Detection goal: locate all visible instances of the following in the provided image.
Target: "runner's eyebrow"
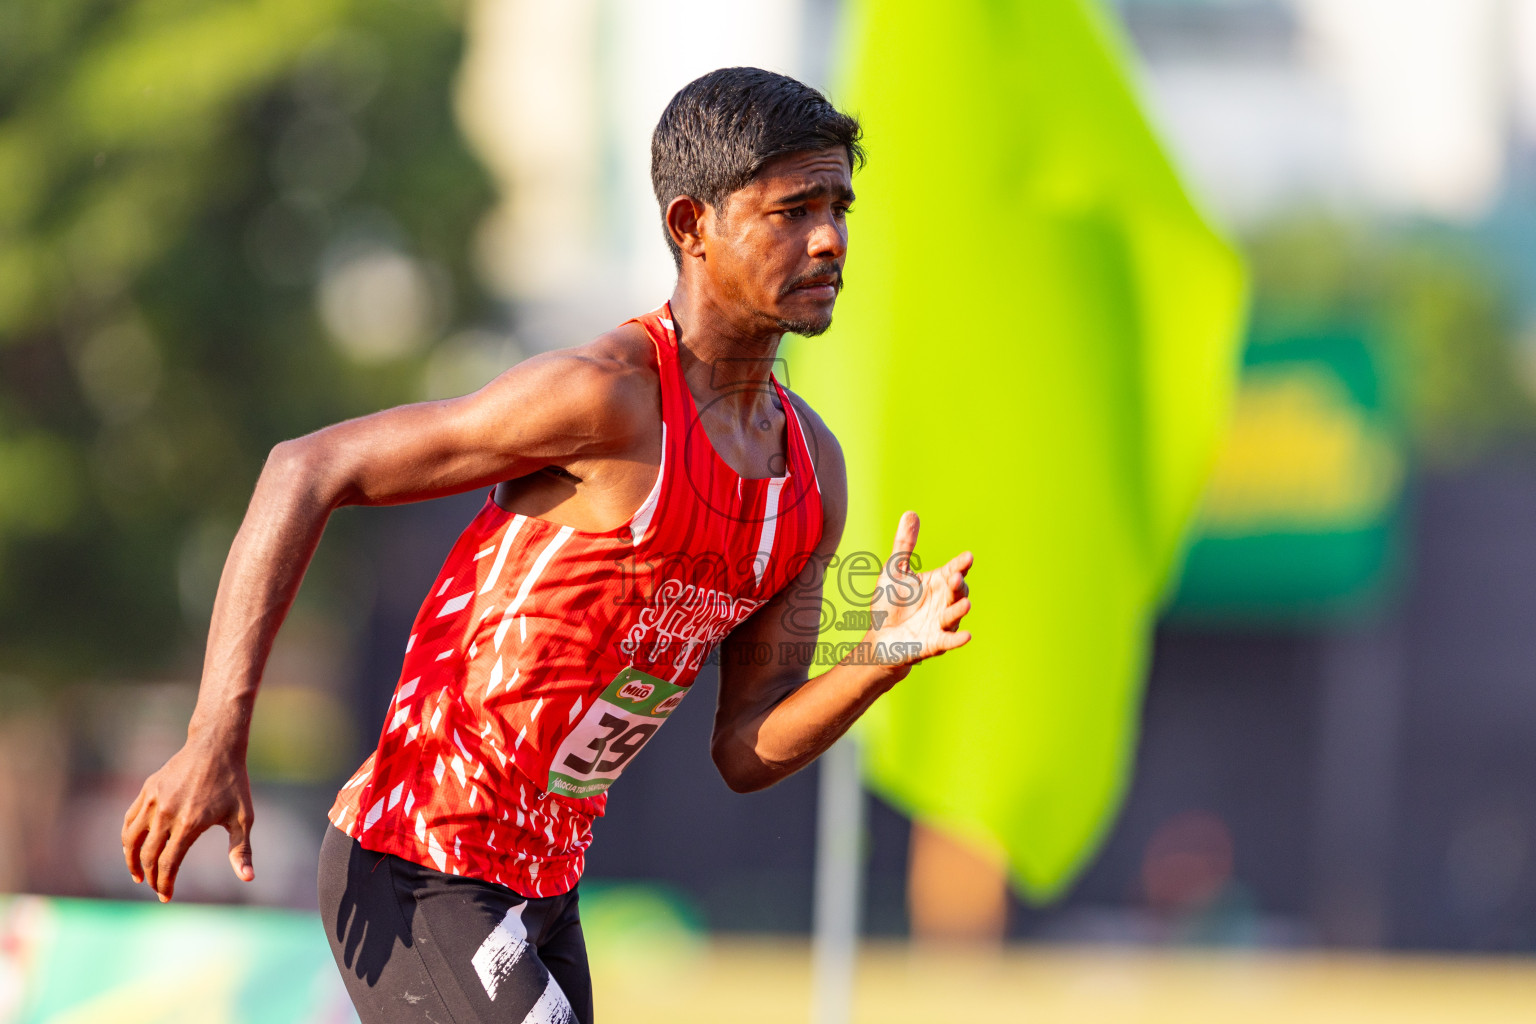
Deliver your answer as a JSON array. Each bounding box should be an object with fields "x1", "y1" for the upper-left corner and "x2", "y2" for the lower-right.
[{"x1": 771, "y1": 183, "x2": 857, "y2": 206}]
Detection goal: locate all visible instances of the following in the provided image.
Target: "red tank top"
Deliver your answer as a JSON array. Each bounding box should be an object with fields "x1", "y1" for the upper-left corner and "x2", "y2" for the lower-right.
[{"x1": 329, "y1": 304, "x2": 825, "y2": 897}]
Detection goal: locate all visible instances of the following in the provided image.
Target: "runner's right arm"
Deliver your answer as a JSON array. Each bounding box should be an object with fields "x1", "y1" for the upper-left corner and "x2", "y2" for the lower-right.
[{"x1": 121, "y1": 336, "x2": 655, "y2": 902}]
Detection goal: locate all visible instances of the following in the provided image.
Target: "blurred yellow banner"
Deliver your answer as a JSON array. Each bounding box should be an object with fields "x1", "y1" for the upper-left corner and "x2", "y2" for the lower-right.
[{"x1": 788, "y1": 0, "x2": 1247, "y2": 900}]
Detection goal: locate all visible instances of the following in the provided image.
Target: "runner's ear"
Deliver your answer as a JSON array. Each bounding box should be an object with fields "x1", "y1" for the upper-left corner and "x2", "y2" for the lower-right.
[{"x1": 665, "y1": 195, "x2": 708, "y2": 260}]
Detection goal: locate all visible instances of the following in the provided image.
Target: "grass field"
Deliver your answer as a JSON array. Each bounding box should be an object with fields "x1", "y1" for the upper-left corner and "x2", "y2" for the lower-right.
[{"x1": 592, "y1": 939, "x2": 1536, "y2": 1023}]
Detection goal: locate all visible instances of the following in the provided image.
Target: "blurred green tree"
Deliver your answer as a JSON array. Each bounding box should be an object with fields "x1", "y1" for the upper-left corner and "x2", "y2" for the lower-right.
[
  {"x1": 1244, "y1": 215, "x2": 1536, "y2": 463},
  {"x1": 0, "y1": 0, "x2": 495, "y2": 681}
]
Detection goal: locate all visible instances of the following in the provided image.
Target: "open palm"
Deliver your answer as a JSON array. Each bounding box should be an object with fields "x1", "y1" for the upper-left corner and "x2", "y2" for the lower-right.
[{"x1": 867, "y1": 511, "x2": 973, "y2": 666}]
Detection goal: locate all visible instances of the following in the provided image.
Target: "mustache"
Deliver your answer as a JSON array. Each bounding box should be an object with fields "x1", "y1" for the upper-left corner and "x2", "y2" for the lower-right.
[{"x1": 782, "y1": 263, "x2": 844, "y2": 295}]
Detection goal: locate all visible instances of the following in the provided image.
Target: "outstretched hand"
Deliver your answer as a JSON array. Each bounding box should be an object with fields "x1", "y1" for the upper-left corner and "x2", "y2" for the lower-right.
[
  {"x1": 121, "y1": 739, "x2": 256, "y2": 902},
  {"x1": 867, "y1": 511, "x2": 973, "y2": 670}
]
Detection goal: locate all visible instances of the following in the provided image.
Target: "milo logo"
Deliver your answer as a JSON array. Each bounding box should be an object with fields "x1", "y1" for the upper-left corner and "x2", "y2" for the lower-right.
[
  {"x1": 617, "y1": 681, "x2": 654, "y2": 703},
  {"x1": 653, "y1": 692, "x2": 685, "y2": 716}
]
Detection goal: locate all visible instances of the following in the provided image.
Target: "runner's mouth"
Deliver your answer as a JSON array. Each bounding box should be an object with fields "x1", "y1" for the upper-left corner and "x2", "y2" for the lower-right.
[{"x1": 787, "y1": 273, "x2": 842, "y2": 297}]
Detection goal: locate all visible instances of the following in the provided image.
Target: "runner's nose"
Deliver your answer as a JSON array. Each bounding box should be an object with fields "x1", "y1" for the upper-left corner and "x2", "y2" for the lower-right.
[{"x1": 807, "y1": 217, "x2": 847, "y2": 262}]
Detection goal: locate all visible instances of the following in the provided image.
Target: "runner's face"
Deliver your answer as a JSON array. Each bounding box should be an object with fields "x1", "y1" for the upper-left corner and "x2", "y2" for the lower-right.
[{"x1": 707, "y1": 147, "x2": 853, "y2": 337}]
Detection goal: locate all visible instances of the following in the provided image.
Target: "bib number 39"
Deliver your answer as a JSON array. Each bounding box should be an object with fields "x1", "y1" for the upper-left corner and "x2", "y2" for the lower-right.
[{"x1": 548, "y1": 667, "x2": 688, "y2": 798}]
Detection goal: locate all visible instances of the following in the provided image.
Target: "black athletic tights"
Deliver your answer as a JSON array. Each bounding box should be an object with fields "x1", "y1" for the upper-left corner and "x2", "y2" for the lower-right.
[{"x1": 318, "y1": 825, "x2": 593, "y2": 1024}]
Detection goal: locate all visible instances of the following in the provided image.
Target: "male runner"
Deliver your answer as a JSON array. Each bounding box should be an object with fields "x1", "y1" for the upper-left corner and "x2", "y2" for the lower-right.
[{"x1": 121, "y1": 67, "x2": 973, "y2": 1023}]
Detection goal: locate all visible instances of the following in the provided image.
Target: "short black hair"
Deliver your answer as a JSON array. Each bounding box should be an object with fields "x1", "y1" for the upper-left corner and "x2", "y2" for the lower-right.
[{"x1": 651, "y1": 67, "x2": 864, "y2": 266}]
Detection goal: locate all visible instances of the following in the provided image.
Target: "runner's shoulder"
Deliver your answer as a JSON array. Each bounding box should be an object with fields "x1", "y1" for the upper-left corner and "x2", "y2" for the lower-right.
[
  {"x1": 512, "y1": 322, "x2": 660, "y2": 440},
  {"x1": 778, "y1": 386, "x2": 845, "y2": 486},
  {"x1": 771, "y1": 385, "x2": 847, "y2": 542}
]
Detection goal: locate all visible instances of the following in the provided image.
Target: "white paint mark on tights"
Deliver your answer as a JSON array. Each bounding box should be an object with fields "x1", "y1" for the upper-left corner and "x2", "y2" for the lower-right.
[
  {"x1": 521, "y1": 973, "x2": 578, "y2": 1024},
  {"x1": 472, "y1": 902, "x2": 530, "y2": 1002}
]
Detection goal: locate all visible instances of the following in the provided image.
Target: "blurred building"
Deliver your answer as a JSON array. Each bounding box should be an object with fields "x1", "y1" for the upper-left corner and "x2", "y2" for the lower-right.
[
  {"x1": 1118, "y1": 0, "x2": 1514, "y2": 223},
  {"x1": 456, "y1": 0, "x2": 840, "y2": 351}
]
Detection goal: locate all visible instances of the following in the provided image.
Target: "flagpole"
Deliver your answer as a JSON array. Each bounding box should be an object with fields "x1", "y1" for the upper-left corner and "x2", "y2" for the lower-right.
[{"x1": 811, "y1": 735, "x2": 862, "y2": 1024}]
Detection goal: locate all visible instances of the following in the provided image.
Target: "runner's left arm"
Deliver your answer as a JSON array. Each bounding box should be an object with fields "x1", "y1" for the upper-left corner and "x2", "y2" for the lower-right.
[{"x1": 710, "y1": 408, "x2": 973, "y2": 793}]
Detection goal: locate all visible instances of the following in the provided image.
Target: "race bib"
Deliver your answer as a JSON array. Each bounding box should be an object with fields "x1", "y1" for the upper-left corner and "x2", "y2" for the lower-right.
[{"x1": 547, "y1": 667, "x2": 689, "y2": 798}]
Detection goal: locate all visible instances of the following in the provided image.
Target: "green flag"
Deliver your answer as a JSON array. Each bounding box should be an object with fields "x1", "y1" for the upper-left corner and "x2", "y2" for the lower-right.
[{"x1": 787, "y1": 0, "x2": 1247, "y2": 900}]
